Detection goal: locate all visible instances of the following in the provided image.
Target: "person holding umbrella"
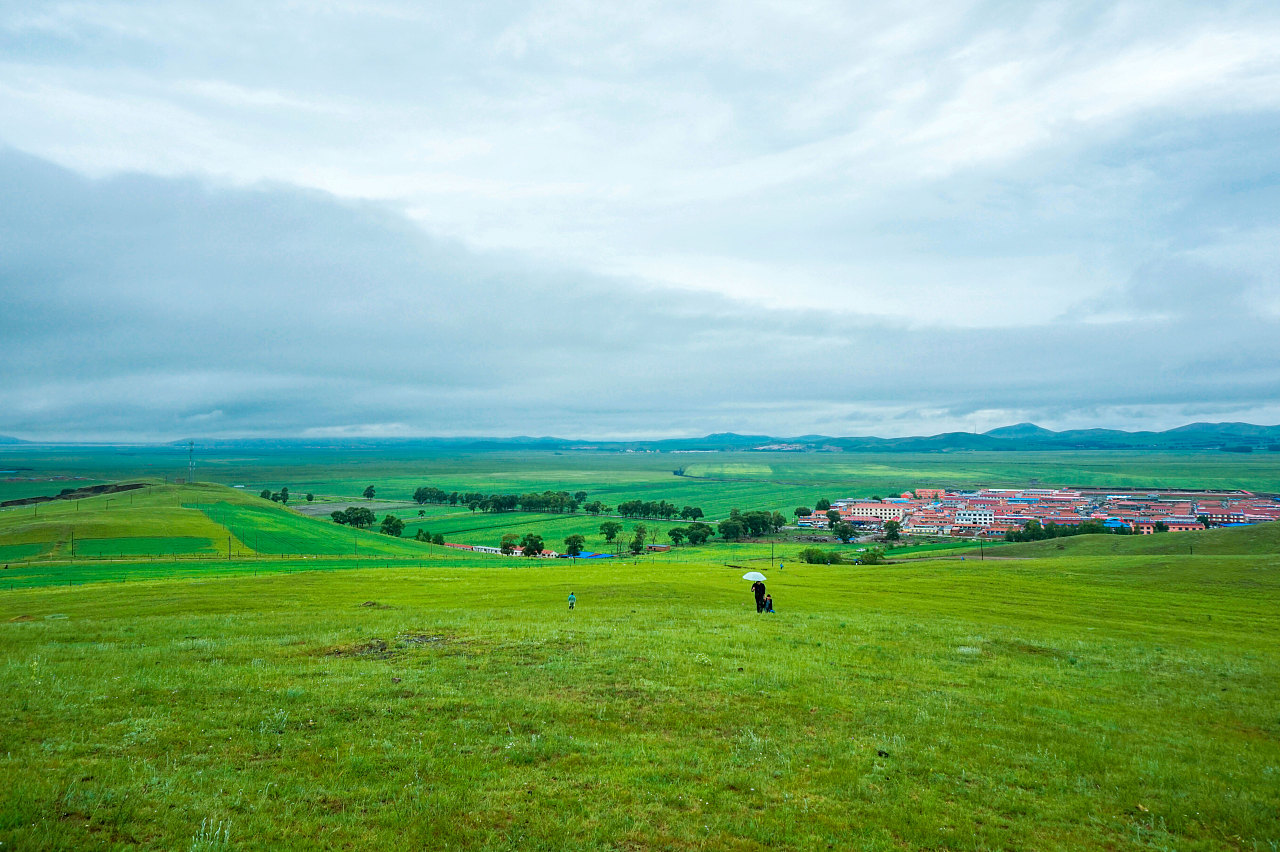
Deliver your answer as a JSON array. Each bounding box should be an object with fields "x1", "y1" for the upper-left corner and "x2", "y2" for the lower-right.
[{"x1": 743, "y1": 572, "x2": 767, "y2": 613}]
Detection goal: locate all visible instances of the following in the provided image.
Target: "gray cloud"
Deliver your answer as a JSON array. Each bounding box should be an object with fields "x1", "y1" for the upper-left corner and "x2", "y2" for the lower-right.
[
  {"x1": 1, "y1": 149, "x2": 1278, "y2": 440},
  {"x1": 2, "y1": 2, "x2": 1280, "y2": 439}
]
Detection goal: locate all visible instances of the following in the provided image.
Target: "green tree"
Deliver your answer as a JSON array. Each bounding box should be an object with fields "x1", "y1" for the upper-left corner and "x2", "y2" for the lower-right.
[
  {"x1": 500, "y1": 533, "x2": 519, "y2": 555},
  {"x1": 856, "y1": 547, "x2": 887, "y2": 565},
  {"x1": 717, "y1": 518, "x2": 745, "y2": 541},
  {"x1": 1197, "y1": 514, "x2": 1211, "y2": 528},
  {"x1": 279, "y1": 486, "x2": 289, "y2": 504},
  {"x1": 685, "y1": 522, "x2": 714, "y2": 545},
  {"x1": 417, "y1": 509, "x2": 426, "y2": 517},
  {"x1": 832, "y1": 522, "x2": 856, "y2": 543},
  {"x1": 260, "y1": 489, "x2": 272, "y2": 500},
  {"x1": 564, "y1": 534, "x2": 586, "y2": 556},
  {"x1": 414, "y1": 529, "x2": 430, "y2": 542},
  {"x1": 883, "y1": 520, "x2": 902, "y2": 541},
  {"x1": 825, "y1": 509, "x2": 841, "y2": 530},
  {"x1": 521, "y1": 533, "x2": 545, "y2": 557},
  {"x1": 305, "y1": 493, "x2": 314, "y2": 502},
  {"x1": 363, "y1": 485, "x2": 376, "y2": 500},
  {"x1": 1153, "y1": 521, "x2": 1169, "y2": 533},
  {"x1": 432, "y1": 533, "x2": 445, "y2": 545},
  {"x1": 794, "y1": 506, "x2": 811, "y2": 519},
  {"x1": 599, "y1": 521, "x2": 622, "y2": 542},
  {"x1": 573, "y1": 491, "x2": 588, "y2": 503},
  {"x1": 814, "y1": 498, "x2": 831, "y2": 511},
  {"x1": 667, "y1": 527, "x2": 686, "y2": 546},
  {"x1": 380, "y1": 515, "x2": 404, "y2": 537}
]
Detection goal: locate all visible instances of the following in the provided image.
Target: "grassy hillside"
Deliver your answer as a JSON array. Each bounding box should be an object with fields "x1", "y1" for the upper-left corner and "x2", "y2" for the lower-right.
[
  {"x1": 0, "y1": 481, "x2": 433, "y2": 563},
  {"x1": 1, "y1": 553, "x2": 1276, "y2": 849},
  {"x1": 983, "y1": 520, "x2": 1280, "y2": 558}
]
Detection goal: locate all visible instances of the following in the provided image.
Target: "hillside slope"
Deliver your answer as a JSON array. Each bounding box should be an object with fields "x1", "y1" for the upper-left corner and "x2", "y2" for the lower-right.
[
  {"x1": 988, "y1": 520, "x2": 1280, "y2": 558},
  {"x1": 0, "y1": 480, "x2": 432, "y2": 560}
]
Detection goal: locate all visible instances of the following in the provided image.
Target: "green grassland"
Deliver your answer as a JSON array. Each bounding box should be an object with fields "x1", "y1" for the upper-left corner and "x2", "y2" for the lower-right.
[
  {"x1": 0, "y1": 482, "x2": 434, "y2": 563},
  {"x1": 976, "y1": 519, "x2": 1280, "y2": 558},
  {"x1": 1, "y1": 547, "x2": 1277, "y2": 849},
  {"x1": 1, "y1": 451, "x2": 1278, "y2": 848},
  {"x1": 5, "y1": 447, "x2": 1279, "y2": 515}
]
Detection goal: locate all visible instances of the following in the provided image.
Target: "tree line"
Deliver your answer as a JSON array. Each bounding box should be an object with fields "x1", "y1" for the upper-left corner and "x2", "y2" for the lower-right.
[
  {"x1": 1003, "y1": 519, "x2": 1137, "y2": 542},
  {"x1": 715, "y1": 509, "x2": 787, "y2": 540},
  {"x1": 615, "y1": 500, "x2": 705, "y2": 521},
  {"x1": 413, "y1": 486, "x2": 589, "y2": 514},
  {"x1": 258, "y1": 487, "x2": 314, "y2": 504},
  {"x1": 407, "y1": 483, "x2": 708, "y2": 521}
]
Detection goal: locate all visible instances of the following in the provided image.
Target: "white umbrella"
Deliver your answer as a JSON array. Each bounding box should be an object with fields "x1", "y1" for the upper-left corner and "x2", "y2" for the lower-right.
[{"x1": 742, "y1": 571, "x2": 767, "y2": 582}]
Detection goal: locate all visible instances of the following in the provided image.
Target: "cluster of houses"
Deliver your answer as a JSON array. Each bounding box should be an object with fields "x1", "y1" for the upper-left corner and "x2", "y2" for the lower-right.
[{"x1": 798, "y1": 488, "x2": 1280, "y2": 539}]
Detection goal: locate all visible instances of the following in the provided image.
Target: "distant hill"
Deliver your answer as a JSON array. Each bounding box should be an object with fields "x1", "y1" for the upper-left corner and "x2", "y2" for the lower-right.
[
  {"x1": 0, "y1": 435, "x2": 25, "y2": 444},
  {"x1": 32, "y1": 422, "x2": 1280, "y2": 453},
  {"x1": 983, "y1": 423, "x2": 1058, "y2": 439}
]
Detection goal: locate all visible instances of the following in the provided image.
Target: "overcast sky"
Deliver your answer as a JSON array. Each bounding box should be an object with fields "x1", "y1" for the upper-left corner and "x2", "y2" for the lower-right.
[{"x1": 2, "y1": 1, "x2": 1279, "y2": 441}]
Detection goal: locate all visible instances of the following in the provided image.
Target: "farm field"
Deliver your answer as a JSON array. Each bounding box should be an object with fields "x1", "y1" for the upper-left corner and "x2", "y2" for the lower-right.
[
  {"x1": 4, "y1": 446, "x2": 1280, "y2": 513},
  {"x1": 0, "y1": 482, "x2": 435, "y2": 564},
  {"x1": 2, "y1": 545, "x2": 1277, "y2": 850}
]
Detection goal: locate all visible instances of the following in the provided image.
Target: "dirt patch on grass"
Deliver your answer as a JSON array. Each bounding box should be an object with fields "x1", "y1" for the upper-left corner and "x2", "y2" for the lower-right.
[
  {"x1": 7, "y1": 614, "x2": 35, "y2": 622},
  {"x1": 358, "y1": 601, "x2": 395, "y2": 609},
  {"x1": 319, "y1": 632, "x2": 461, "y2": 660},
  {"x1": 325, "y1": 638, "x2": 391, "y2": 658},
  {"x1": 398, "y1": 632, "x2": 449, "y2": 645},
  {"x1": 989, "y1": 639, "x2": 1067, "y2": 659}
]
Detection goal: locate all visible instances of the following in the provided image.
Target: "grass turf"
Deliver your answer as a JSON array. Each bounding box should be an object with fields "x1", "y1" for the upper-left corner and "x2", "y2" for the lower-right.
[{"x1": 0, "y1": 552, "x2": 1276, "y2": 850}]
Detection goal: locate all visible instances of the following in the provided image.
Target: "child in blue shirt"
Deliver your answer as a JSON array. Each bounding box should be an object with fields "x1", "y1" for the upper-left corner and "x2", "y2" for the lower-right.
[{"x1": 568, "y1": 592, "x2": 576, "y2": 610}]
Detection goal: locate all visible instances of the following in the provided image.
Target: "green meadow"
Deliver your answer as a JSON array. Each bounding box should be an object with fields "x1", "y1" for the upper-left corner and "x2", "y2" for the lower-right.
[
  {"x1": 5, "y1": 446, "x2": 1280, "y2": 515},
  {"x1": 2, "y1": 544, "x2": 1278, "y2": 849},
  {"x1": 0, "y1": 451, "x2": 1278, "y2": 849}
]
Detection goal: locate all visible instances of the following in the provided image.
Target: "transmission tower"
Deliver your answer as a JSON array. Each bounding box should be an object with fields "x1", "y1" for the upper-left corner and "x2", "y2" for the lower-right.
[{"x1": 188, "y1": 440, "x2": 195, "y2": 484}]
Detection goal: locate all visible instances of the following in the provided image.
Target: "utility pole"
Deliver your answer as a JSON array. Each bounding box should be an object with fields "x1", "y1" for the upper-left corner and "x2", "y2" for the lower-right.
[{"x1": 188, "y1": 441, "x2": 195, "y2": 484}]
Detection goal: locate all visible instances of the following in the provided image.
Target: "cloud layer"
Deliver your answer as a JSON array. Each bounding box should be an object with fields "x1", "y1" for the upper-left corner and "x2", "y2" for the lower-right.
[{"x1": 1, "y1": 2, "x2": 1279, "y2": 439}]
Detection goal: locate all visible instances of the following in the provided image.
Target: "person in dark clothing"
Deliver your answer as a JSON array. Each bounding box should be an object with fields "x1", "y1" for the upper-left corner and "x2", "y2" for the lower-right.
[
  {"x1": 751, "y1": 580, "x2": 766, "y2": 613},
  {"x1": 763, "y1": 594, "x2": 774, "y2": 613}
]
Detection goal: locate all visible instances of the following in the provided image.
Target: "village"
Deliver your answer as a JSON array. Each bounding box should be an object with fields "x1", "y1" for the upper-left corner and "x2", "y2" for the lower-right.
[{"x1": 799, "y1": 487, "x2": 1280, "y2": 538}]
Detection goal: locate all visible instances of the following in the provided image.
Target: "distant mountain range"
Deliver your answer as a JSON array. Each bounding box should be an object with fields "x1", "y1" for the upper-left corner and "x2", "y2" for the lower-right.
[
  {"x1": 168, "y1": 422, "x2": 1280, "y2": 452},
  {"x1": 3, "y1": 423, "x2": 1279, "y2": 452}
]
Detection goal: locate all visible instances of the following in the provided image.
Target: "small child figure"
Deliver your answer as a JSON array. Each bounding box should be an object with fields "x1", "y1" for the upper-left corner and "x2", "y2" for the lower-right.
[
  {"x1": 568, "y1": 592, "x2": 576, "y2": 610},
  {"x1": 764, "y1": 594, "x2": 775, "y2": 613}
]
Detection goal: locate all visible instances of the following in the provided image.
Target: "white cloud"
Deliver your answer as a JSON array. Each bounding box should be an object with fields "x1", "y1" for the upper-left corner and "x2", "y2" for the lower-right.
[{"x1": 1, "y1": 2, "x2": 1279, "y2": 438}]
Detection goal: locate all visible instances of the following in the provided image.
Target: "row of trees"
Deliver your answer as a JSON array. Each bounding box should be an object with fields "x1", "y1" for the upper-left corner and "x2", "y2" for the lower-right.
[
  {"x1": 259, "y1": 487, "x2": 315, "y2": 504},
  {"x1": 331, "y1": 507, "x2": 376, "y2": 528},
  {"x1": 500, "y1": 533, "x2": 547, "y2": 557},
  {"x1": 412, "y1": 486, "x2": 590, "y2": 514},
  {"x1": 1003, "y1": 519, "x2": 1136, "y2": 542},
  {"x1": 412, "y1": 528, "x2": 446, "y2": 545},
  {"x1": 615, "y1": 500, "x2": 705, "y2": 521},
  {"x1": 797, "y1": 546, "x2": 886, "y2": 565},
  {"x1": 716, "y1": 509, "x2": 787, "y2": 541}
]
